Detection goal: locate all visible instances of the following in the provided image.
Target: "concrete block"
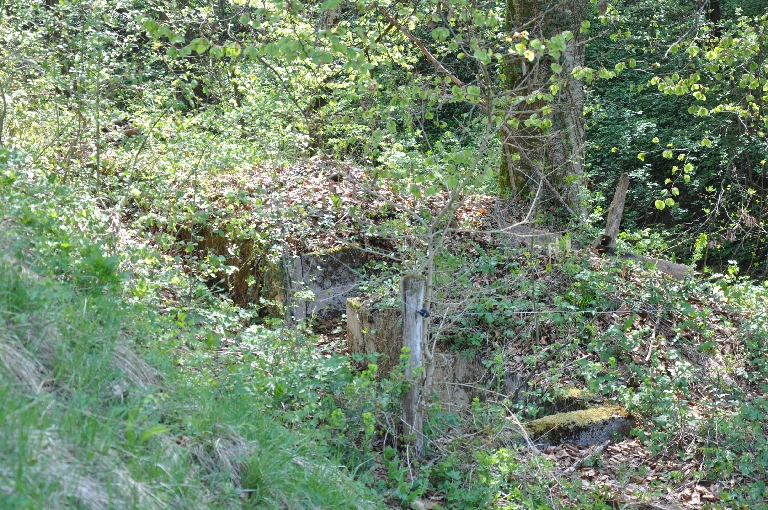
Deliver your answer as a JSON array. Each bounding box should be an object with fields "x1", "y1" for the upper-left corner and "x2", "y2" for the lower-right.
[
  {"x1": 524, "y1": 404, "x2": 634, "y2": 447},
  {"x1": 346, "y1": 298, "x2": 486, "y2": 410},
  {"x1": 291, "y1": 246, "x2": 366, "y2": 319}
]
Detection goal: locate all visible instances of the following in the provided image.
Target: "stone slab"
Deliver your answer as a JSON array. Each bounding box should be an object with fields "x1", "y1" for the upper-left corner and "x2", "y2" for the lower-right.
[
  {"x1": 523, "y1": 403, "x2": 634, "y2": 447},
  {"x1": 291, "y1": 246, "x2": 366, "y2": 320}
]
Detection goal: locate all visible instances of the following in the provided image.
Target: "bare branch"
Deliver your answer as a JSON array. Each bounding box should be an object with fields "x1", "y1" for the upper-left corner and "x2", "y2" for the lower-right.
[{"x1": 377, "y1": 7, "x2": 465, "y2": 88}]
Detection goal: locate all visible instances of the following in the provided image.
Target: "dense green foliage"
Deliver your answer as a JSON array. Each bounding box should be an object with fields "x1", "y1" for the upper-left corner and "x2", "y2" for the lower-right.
[
  {"x1": 2, "y1": 0, "x2": 768, "y2": 508},
  {"x1": 587, "y1": 0, "x2": 768, "y2": 270}
]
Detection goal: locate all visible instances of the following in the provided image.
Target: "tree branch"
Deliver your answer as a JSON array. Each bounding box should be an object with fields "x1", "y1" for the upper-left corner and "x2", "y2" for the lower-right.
[{"x1": 377, "y1": 7, "x2": 465, "y2": 88}]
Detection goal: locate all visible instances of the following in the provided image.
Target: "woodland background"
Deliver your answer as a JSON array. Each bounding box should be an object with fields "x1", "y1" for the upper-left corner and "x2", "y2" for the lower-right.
[{"x1": 2, "y1": 0, "x2": 768, "y2": 508}]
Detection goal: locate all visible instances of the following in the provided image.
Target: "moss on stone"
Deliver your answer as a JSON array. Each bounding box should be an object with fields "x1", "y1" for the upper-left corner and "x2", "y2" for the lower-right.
[
  {"x1": 524, "y1": 404, "x2": 634, "y2": 446},
  {"x1": 549, "y1": 386, "x2": 591, "y2": 411},
  {"x1": 561, "y1": 386, "x2": 587, "y2": 400},
  {"x1": 307, "y1": 245, "x2": 358, "y2": 257}
]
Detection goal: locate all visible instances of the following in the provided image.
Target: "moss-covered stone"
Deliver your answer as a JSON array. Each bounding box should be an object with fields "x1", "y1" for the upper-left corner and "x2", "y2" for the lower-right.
[
  {"x1": 524, "y1": 404, "x2": 634, "y2": 446},
  {"x1": 549, "y1": 386, "x2": 592, "y2": 412},
  {"x1": 308, "y1": 245, "x2": 355, "y2": 257}
]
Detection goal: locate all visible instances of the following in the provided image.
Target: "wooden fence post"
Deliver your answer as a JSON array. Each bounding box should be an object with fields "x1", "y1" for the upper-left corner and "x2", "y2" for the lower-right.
[
  {"x1": 593, "y1": 172, "x2": 629, "y2": 254},
  {"x1": 401, "y1": 273, "x2": 425, "y2": 457}
]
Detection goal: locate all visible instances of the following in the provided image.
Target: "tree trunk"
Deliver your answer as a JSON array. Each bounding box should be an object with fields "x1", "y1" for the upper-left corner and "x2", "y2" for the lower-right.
[{"x1": 500, "y1": 0, "x2": 587, "y2": 222}]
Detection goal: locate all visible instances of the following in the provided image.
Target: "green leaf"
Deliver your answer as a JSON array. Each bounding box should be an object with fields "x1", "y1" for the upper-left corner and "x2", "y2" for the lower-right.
[
  {"x1": 189, "y1": 38, "x2": 210, "y2": 54},
  {"x1": 224, "y1": 42, "x2": 241, "y2": 58},
  {"x1": 696, "y1": 341, "x2": 717, "y2": 352},
  {"x1": 320, "y1": 0, "x2": 343, "y2": 10},
  {"x1": 142, "y1": 19, "x2": 159, "y2": 34},
  {"x1": 599, "y1": 68, "x2": 615, "y2": 79},
  {"x1": 139, "y1": 425, "x2": 169, "y2": 444},
  {"x1": 637, "y1": 153, "x2": 646, "y2": 162},
  {"x1": 701, "y1": 138, "x2": 712, "y2": 147},
  {"x1": 431, "y1": 27, "x2": 450, "y2": 41},
  {"x1": 263, "y1": 43, "x2": 280, "y2": 58},
  {"x1": 210, "y1": 45, "x2": 224, "y2": 58},
  {"x1": 655, "y1": 200, "x2": 665, "y2": 210},
  {"x1": 477, "y1": 49, "x2": 492, "y2": 62}
]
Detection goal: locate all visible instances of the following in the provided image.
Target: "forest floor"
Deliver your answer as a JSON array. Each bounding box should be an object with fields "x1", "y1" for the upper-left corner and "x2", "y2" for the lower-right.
[
  {"x1": 109, "y1": 158, "x2": 764, "y2": 508},
  {"x1": 160, "y1": 158, "x2": 762, "y2": 509},
  {"x1": 307, "y1": 274, "x2": 749, "y2": 510}
]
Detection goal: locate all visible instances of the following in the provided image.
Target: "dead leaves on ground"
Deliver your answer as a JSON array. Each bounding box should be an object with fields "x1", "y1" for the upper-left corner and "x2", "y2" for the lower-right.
[
  {"x1": 191, "y1": 159, "x2": 496, "y2": 255},
  {"x1": 541, "y1": 439, "x2": 722, "y2": 509}
]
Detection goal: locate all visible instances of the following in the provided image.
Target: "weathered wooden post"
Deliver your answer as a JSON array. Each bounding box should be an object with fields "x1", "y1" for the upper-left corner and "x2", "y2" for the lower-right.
[
  {"x1": 592, "y1": 172, "x2": 629, "y2": 254},
  {"x1": 401, "y1": 273, "x2": 425, "y2": 457},
  {"x1": 589, "y1": 172, "x2": 692, "y2": 278}
]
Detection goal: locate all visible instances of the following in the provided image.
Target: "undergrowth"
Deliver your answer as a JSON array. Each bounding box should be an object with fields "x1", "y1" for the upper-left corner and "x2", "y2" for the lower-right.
[
  {"x1": 3, "y1": 128, "x2": 768, "y2": 509},
  {"x1": 0, "y1": 161, "x2": 380, "y2": 509}
]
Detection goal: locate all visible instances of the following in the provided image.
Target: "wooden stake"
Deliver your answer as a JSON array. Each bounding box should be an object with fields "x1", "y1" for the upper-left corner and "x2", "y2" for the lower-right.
[
  {"x1": 401, "y1": 273, "x2": 425, "y2": 457},
  {"x1": 593, "y1": 172, "x2": 629, "y2": 254}
]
